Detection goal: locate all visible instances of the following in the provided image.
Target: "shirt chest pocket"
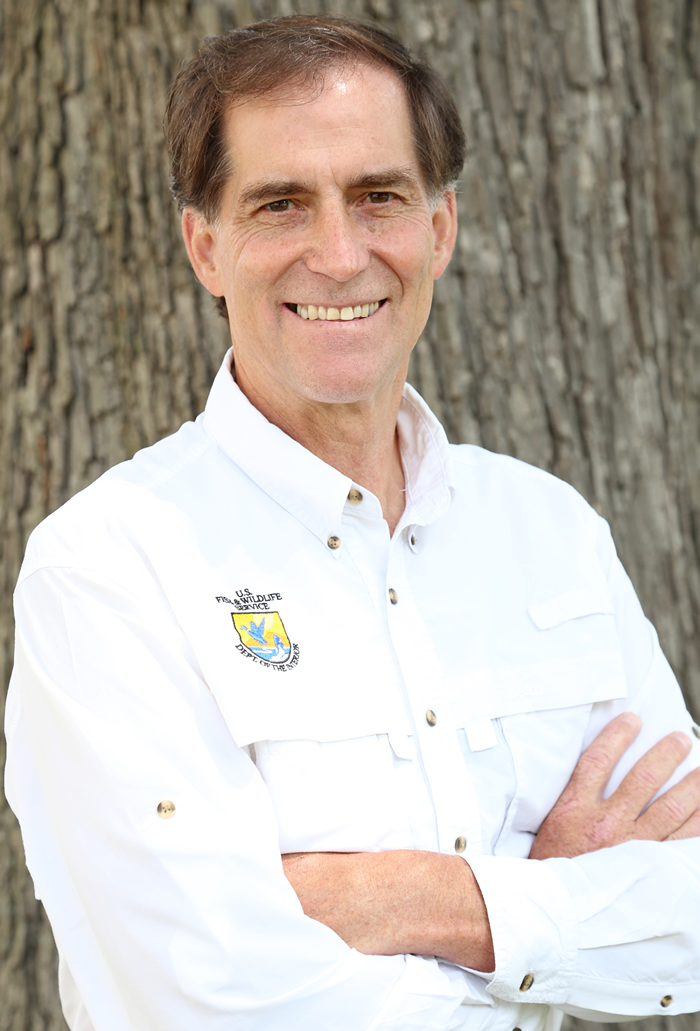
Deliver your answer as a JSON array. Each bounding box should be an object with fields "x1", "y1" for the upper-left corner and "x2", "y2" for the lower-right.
[
  {"x1": 448, "y1": 589, "x2": 628, "y2": 850},
  {"x1": 507, "y1": 591, "x2": 629, "y2": 842},
  {"x1": 251, "y1": 732, "x2": 417, "y2": 854}
]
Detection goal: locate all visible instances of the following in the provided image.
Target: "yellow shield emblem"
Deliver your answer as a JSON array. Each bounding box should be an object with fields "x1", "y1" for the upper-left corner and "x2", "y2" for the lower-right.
[{"x1": 232, "y1": 611, "x2": 292, "y2": 664}]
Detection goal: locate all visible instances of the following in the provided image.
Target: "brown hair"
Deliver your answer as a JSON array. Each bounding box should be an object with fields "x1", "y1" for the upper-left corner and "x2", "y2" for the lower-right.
[{"x1": 166, "y1": 14, "x2": 465, "y2": 318}]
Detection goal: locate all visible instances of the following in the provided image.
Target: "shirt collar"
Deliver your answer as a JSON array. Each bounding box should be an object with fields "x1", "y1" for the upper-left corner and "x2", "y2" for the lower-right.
[
  {"x1": 203, "y1": 348, "x2": 454, "y2": 544},
  {"x1": 396, "y1": 384, "x2": 455, "y2": 529}
]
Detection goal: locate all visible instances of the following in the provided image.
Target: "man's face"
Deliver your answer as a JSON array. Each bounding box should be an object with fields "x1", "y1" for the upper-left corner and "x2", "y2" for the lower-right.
[{"x1": 184, "y1": 62, "x2": 457, "y2": 422}]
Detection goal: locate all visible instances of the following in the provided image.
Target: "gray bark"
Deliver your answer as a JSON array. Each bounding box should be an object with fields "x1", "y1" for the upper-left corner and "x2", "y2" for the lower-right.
[{"x1": 1, "y1": 0, "x2": 698, "y2": 1027}]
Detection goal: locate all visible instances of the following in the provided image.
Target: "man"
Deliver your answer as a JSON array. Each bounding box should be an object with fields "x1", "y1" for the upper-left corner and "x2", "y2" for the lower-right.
[{"x1": 5, "y1": 14, "x2": 700, "y2": 1031}]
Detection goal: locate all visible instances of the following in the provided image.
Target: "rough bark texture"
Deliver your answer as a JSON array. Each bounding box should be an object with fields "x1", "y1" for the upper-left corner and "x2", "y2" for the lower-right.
[{"x1": 1, "y1": 0, "x2": 698, "y2": 1028}]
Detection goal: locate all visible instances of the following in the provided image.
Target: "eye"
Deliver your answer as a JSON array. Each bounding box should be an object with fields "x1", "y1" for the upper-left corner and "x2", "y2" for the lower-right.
[
  {"x1": 367, "y1": 192, "x2": 394, "y2": 204},
  {"x1": 265, "y1": 199, "x2": 294, "y2": 212}
]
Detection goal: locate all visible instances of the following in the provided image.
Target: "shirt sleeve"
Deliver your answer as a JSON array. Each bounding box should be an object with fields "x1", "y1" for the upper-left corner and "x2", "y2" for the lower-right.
[
  {"x1": 5, "y1": 563, "x2": 491, "y2": 1031},
  {"x1": 467, "y1": 515, "x2": 700, "y2": 1020}
]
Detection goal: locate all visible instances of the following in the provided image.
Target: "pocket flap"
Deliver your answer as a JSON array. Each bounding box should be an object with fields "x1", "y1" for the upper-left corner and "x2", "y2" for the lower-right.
[{"x1": 528, "y1": 589, "x2": 615, "y2": 630}]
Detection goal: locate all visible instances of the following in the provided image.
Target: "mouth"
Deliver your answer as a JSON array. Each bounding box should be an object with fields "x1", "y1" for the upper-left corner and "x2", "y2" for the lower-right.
[{"x1": 285, "y1": 300, "x2": 386, "y2": 321}]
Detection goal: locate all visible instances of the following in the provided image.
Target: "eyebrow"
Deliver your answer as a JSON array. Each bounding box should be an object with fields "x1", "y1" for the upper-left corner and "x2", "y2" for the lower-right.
[
  {"x1": 345, "y1": 168, "x2": 422, "y2": 193},
  {"x1": 238, "y1": 168, "x2": 423, "y2": 209}
]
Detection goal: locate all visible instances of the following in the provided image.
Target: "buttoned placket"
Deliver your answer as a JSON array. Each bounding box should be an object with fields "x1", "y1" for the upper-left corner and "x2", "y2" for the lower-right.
[
  {"x1": 384, "y1": 527, "x2": 484, "y2": 857},
  {"x1": 340, "y1": 487, "x2": 483, "y2": 858}
]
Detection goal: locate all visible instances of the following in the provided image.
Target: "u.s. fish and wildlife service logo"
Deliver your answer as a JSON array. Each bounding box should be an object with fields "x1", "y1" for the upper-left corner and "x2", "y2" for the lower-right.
[{"x1": 232, "y1": 611, "x2": 299, "y2": 671}]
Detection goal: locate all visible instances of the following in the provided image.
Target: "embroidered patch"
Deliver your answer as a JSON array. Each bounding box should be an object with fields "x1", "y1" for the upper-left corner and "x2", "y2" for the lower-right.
[{"x1": 232, "y1": 611, "x2": 300, "y2": 670}]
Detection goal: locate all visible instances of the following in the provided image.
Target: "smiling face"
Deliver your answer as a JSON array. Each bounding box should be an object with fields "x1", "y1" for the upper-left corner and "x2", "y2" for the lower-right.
[{"x1": 183, "y1": 62, "x2": 457, "y2": 429}]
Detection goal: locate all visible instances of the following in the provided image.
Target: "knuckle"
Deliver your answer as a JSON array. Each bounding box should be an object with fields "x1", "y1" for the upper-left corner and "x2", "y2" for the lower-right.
[
  {"x1": 662, "y1": 732, "x2": 690, "y2": 760},
  {"x1": 656, "y1": 793, "x2": 688, "y2": 826},
  {"x1": 632, "y1": 764, "x2": 664, "y2": 794},
  {"x1": 578, "y1": 746, "x2": 612, "y2": 778}
]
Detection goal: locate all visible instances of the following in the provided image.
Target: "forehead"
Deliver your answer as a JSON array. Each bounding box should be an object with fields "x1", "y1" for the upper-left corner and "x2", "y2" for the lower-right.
[{"x1": 221, "y1": 63, "x2": 422, "y2": 195}]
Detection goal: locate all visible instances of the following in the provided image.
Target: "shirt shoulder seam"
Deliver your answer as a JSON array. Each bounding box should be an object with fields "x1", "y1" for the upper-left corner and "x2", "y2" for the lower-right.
[
  {"x1": 105, "y1": 429, "x2": 218, "y2": 494},
  {"x1": 15, "y1": 563, "x2": 143, "y2": 600}
]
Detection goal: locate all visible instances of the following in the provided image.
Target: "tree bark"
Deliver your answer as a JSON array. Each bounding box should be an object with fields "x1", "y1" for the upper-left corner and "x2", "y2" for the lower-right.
[{"x1": 1, "y1": 0, "x2": 698, "y2": 1027}]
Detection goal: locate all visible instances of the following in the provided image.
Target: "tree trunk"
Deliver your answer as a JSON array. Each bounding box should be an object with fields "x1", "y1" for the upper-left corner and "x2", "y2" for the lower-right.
[{"x1": 1, "y1": 0, "x2": 698, "y2": 1027}]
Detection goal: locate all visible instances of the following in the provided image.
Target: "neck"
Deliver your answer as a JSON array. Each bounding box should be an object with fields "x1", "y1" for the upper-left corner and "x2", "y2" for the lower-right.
[
  {"x1": 235, "y1": 368, "x2": 408, "y2": 535},
  {"x1": 305, "y1": 416, "x2": 406, "y2": 535}
]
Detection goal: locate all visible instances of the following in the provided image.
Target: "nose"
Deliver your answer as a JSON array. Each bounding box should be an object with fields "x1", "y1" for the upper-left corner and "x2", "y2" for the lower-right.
[{"x1": 303, "y1": 202, "x2": 370, "y2": 282}]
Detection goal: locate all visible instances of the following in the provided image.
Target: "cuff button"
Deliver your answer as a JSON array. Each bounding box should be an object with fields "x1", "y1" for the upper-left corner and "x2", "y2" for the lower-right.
[
  {"x1": 661, "y1": 996, "x2": 673, "y2": 1007},
  {"x1": 519, "y1": 974, "x2": 534, "y2": 992}
]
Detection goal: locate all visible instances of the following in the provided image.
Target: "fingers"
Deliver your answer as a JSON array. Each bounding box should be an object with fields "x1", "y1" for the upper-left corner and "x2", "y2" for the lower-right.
[
  {"x1": 531, "y1": 714, "x2": 700, "y2": 859},
  {"x1": 666, "y1": 805, "x2": 700, "y2": 841},
  {"x1": 565, "y1": 712, "x2": 642, "y2": 800},
  {"x1": 614, "y1": 731, "x2": 693, "y2": 817},
  {"x1": 636, "y1": 764, "x2": 700, "y2": 840}
]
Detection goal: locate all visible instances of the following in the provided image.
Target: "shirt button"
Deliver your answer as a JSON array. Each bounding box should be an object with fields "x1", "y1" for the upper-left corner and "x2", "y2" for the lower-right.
[
  {"x1": 410, "y1": 533, "x2": 417, "y2": 547},
  {"x1": 347, "y1": 488, "x2": 363, "y2": 504},
  {"x1": 157, "y1": 800, "x2": 176, "y2": 819},
  {"x1": 327, "y1": 536, "x2": 341, "y2": 550},
  {"x1": 454, "y1": 835, "x2": 467, "y2": 853},
  {"x1": 661, "y1": 996, "x2": 673, "y2": 1007},
  {"x1": 519, "y1": 974, "x2": 534, "y2": 992},
  {"x1": 388, "y1": 588, "x2": 398, "y2": 604},
  {"x1": 425, "y1": 709, "x2": 437, "y2": 726},
  {"x1": 692, "y1": 725, "x2": 700, "y2": 739}
]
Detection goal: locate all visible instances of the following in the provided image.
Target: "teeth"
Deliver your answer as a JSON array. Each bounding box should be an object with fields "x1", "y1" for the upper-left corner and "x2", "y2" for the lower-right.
[{"x1": 292, "y1": 300, "x2": 382, "y2": 321}]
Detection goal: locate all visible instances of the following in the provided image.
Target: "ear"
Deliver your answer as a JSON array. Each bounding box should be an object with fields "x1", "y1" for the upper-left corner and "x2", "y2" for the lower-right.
[
  {"x1": 181, "y1": 207, "x2": 226, "y2": 297},
  {"x1": 431, "y1": 191, "x2": 458, "y2": 280}
]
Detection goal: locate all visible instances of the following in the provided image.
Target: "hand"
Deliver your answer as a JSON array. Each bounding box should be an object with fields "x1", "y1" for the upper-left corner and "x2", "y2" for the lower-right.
[
  {"x1": 530, "y1": 712, "x2": 700, "y2": 860},
  {"x1": 282, "y1": 848, "x2": 495, "y2": 970}
]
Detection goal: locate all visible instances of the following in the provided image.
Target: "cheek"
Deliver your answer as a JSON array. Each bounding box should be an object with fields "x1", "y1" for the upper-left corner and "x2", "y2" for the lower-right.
[
  {"x1": 397, "y1": 254, "x2": 435, "y2": 313},
  {"x1": 226, "y1": 234, "x2": 301, "y2": 298},
  {"x1": 377, "y1": 226, "x2": 435, "y2": 288}
]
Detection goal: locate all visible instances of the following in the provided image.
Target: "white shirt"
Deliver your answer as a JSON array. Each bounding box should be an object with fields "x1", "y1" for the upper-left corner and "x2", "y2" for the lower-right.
[{"x1": 6, "y1": 349, "x2": 700, "y2": 1031}]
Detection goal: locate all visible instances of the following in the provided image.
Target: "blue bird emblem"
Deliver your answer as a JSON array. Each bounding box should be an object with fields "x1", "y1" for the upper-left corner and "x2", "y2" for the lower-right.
[
  {"x1": 241, "y1": 616, "x2": 268, "y2": 646},
  {"x1": 232, "y1": 610, "x2": 292, "y2": 665}
]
